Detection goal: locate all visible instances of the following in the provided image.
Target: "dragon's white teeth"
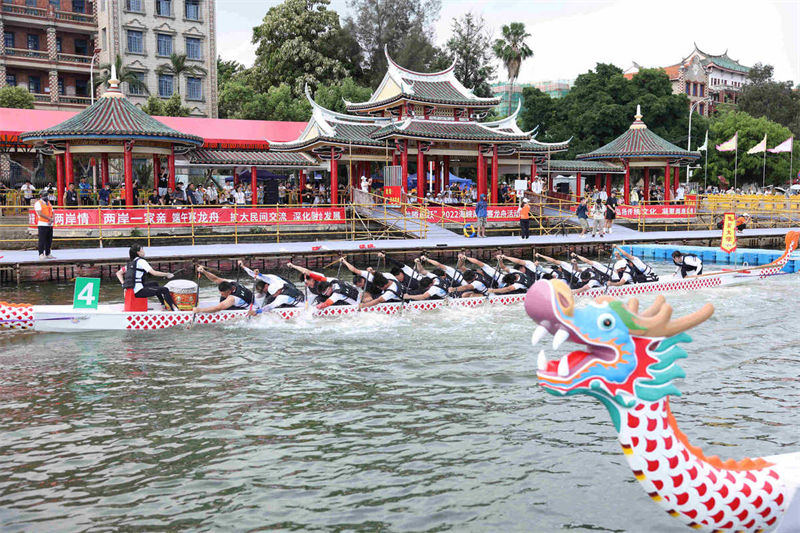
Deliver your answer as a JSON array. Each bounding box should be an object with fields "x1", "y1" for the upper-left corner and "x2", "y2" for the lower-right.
[
  {"x1": 558, "y1": 355, "x2": 570, "y2": 377},
  {"x1": 552, "y1": 328, "x2": 569, "y2": 350},
  {"x1": 531, "y1": 326, "x2": 547, "y2": 346},
  {"x1": 537, "y1": 349, "x2": 547, "y2": 371}
]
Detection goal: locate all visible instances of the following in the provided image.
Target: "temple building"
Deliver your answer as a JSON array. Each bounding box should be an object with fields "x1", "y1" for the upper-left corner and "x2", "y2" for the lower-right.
[
  {"x1": 624, "y1": 43, "x2": 751, "y2": 116},
  {"x1": 269, "y1": 48, "x2": 571, "y2": 204}
]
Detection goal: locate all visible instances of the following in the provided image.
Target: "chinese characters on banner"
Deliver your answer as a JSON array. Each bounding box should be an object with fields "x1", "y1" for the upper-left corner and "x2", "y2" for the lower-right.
[
  {"x1": 411, "y1": 205, "x2": 521, "y2": 223},
  {"x1": 569, "y1": 204, "x2": 698, "y2": 219},
  {"x1": 28, "y1": 207, "x2": 348, "y2": 229},
  {"x1": 720, "y1": 212, "x2": 737, "y2": 253}
]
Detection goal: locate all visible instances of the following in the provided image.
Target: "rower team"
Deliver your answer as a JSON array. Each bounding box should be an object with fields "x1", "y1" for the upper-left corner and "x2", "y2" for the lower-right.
[{"x1": 119, "y1": 244, "x2": 702, "y2": 314}]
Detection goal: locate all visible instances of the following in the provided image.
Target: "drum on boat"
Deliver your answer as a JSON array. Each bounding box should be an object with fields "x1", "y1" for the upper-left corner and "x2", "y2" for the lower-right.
[{"x1": 165, "y1": 279, "x2": 198, "y2": 311}]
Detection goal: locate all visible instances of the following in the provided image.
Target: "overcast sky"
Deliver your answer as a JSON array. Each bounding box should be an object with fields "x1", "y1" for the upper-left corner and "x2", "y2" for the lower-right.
[{"x1": 217, "y1": 0, "x2": 800, "y2": 84}]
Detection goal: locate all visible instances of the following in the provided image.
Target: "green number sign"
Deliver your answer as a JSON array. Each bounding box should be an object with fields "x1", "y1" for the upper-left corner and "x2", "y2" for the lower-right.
[{"x1": 73, "y1": 277, "x2": 100, "y2": 309}]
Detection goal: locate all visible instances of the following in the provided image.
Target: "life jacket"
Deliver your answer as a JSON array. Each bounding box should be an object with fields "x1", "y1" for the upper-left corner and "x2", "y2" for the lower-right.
[
  {"x1": 479, "y1": 269, "x2": 500, "y2": 289},
  {"x1": 122, "y1": 257, "x2": 148, "y2": 289},
  {"x1": 331, "y1": 280, "x2": 359, "y2": 302},
  {"x1": 382, "y1": 280, "x2": 403, "y2": 301},
  {"x1": 677, "y1": 253, "x2": 703, "y2": 277},
  {"x1": 221, "y1": 282, "x2": 254, "y2": 308},
  {"x1": 279, "y1": 281, "x2": 304, "y2": 301},
  {"x1": 626, "y1": 260, "x2": 659, "y2": 283},
  {"x1": 447, "y1": 269, "x2": 465, "y2": 288},
  {"x1": 590, "y1": 266, "x2": 612, "y2": 283},
  {"x1": 517, "y1": 271, "x2": 534, "y2": 288},
  {"x1": 35, "y1": 200, "x2": 53, "y2": 224}
]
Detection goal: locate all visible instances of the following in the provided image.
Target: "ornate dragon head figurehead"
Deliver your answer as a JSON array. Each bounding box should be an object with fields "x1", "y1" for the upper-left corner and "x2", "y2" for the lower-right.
[{"x1": 525, "y1": 280, "x2": 714, "y2": 425}]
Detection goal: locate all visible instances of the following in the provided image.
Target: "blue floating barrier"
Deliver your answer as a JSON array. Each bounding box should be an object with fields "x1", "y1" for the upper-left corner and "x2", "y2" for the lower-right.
[
  {"x1": 701, "y1": 251, "x2": 715, "y2": 263},
  {"x1": 742, "y1": 252, "x2": 758, "y2": 265},
  {"x1": 757, "y1": 253, "x2": 772, "y2": 266},
  {"x1": 715, "y1": 251, "x2": 731, "y2": 264},
  {"x1": 653, "y1": 248, "x2": 668, "y2": 260}
]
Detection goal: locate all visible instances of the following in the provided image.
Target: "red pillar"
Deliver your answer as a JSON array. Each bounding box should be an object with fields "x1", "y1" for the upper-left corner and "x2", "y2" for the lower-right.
[
  {"x1": 101, "y1": 153, "x2": 109, "y2": 187},
  {"x1": 299, "y1": 169, "x2": 306, "y2": 191},
  {"x1": 168, "y1": 147, "x2": 176, "y2": 190},
  {"x1": 251, "y1": 166, "x2": 258, "y2": 205},
  {"x1": 477, "y1": 149, "x2": 486, "y2": 198},
  {"x1": 56, "y1": 153, "x2": 64, "y2": 206},
  {"x1": 530, "y1": 158, "x2": 536, "y2": 185},
  {"x1": 391, "y1": 151, "x2": 398, "y2": 167},
  {"x1": 664, "y1": 162, "x2": 671, "y2": 203},
  {"x1": 673, "y1": 167, "x2": 679, "y2": 197},
  {"x1": 123, "y1": 142, "x2": 134, "y2": 206},
  {"x1": 643, "y1": 167, "x2": 650, "y2": 202},
  {"x1": 595, "y1": 174, "x2": 602, "y2": 190},
  {"x1": 153, "y1": 155, "x2": 161, "y2": 195},
  {"x1": 605, "y1": 173, "x2": 612, "y2": 196},
  {"x1": 64, "y1": 142, "x2": 74, "y2": 187},
  {"x1": 443, "y1": 155, "x2": 450, "y2": 189},
  {"x1": 416, "y1": 142, "x2": 424, "y2": 202},
  {"x1": 401, "y1": 141, "x2": 408, "y2": 193},
  {"x1": 330, "y1": 148, "x2": 338, "y2": 205},
  {"x1": 491, "y1": 144, "x2": 499, "y2": 204},
  {"x1": 623, "y1": 160, "x2": 631, "y2": 204},
  {"x1": 575, "y1": 172, "x2": 582, "y2": 201}
]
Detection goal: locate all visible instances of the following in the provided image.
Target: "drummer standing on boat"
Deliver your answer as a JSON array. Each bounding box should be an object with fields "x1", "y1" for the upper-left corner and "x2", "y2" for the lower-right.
[{"x1": 34, "y1": 190, "x2": 55, "y2": 260}]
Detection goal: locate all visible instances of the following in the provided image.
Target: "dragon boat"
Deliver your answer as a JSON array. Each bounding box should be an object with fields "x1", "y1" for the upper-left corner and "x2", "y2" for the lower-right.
[
  {"x1": 1, "y1": 232, "x2": 796, "y2": 334},
  {"x1": 524, "y1": 279, "x2": 800, "y2": 532}
]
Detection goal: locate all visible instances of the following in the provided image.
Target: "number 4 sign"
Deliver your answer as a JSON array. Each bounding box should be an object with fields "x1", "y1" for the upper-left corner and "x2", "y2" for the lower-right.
[{"x1": 73, "y1": 277, "x2": 100, "y2": 310}]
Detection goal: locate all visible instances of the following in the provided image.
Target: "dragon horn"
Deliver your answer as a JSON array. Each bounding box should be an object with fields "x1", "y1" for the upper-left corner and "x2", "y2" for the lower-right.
[
  {"x1": 624, "y1": 298, "x2": 640, "y2": 314},
  {"x1": 640, "y1": 295, "x2": 666, "y2": 317},
  {"x1": 634, "y1": 303, "x2": 715, "y2": 338}
]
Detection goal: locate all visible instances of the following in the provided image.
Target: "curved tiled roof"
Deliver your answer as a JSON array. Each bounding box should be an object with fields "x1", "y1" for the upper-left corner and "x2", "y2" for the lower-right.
[
  {"x1": 21, "y1": 78, "x2": 203, "y2": 147},
  {"x1": 371, "y1": 119, "x2": 530, "y2": 142},
  {"x1": 188, "y1": 149, "x2": 316, "y2": 167},
  {"x1": 542, "y1": 160, "x2": 625, "y2": 174},
  {"x1": 577, "y1": 106, "x2": 699, "y2": 161}
]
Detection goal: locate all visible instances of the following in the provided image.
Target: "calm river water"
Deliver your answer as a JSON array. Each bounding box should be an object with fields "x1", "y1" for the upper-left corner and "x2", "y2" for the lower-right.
[{"x1": 0, "y1": 263, "x2": 798, "y2": 532}]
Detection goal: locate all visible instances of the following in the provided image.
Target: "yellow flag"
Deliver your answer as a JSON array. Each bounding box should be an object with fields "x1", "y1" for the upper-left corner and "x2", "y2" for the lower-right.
[{"x1": 720, "y1": 212, "x2": 737, "y2": 253}]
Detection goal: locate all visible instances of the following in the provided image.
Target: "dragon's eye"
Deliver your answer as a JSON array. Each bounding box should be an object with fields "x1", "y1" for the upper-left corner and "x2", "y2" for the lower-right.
[{"x1": 597, "y1": 313, "x2": 615, "y2": 331}]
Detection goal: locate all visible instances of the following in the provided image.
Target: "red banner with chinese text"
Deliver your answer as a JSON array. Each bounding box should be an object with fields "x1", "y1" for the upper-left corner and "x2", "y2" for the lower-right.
[
  {"x1": 28, "y1": 207, "x2": 348, "y2": 229},
  {"x1": 570, "y1": 204, "x2": 698, "y2": 219},
  {"x1": 720, "y1": 212, "x2": 737, "y2": 253},
  {"x1": 410, "y1": 205, "x2": 521, "y2": 223}
]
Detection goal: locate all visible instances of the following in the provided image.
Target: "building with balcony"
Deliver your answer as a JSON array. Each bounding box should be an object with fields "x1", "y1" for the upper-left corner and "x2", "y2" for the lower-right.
[
  {"x1": 96, "y1": 0, "x2": 218, "y2": 117},
  {"x1": 1, "y1": 0, "x2": 97, "y2": 111},
  {"x1": 623, "y1": 43, "x2": 751, "y2": 117}
]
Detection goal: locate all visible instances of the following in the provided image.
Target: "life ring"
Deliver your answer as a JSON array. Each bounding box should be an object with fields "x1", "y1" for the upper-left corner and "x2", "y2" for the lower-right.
[{"x1": 463, "y1": 224, "x2": 477, "y2": 238}]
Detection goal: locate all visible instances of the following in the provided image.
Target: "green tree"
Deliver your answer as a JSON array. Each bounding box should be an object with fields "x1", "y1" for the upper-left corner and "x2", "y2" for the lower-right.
[
  {"x1": 704, "y1": 110, "x2": 797, "y2": 188},
  {"x1": 0, "y1": 86, "x2": 35, "y2": 109},
  {"x1": 141, "y1": 94, "x2": 191, "y2": 117},
  {"x1": 492, "y1": 21, "x2": 532, "y2": 106},
  {"x1": 237, "y1": 84, "x2": 311, "y2": 121},
  {"x1": 445, "y1": 13, "x2": 495, "y2": 98},
  {"x1": 217, "y1": 57, "x2": 245, "y2": 89},
  {"x1": 218, "y1": 81, "x2": 256, "y2": 119},
  {"x1": 249, "y1": 0, "x2": 358, "y2": 96},
  {"x1": 155, "y1": 53, "x2": 207, "y2": 95},
  {"x1": 346, "y1": 0, "x2": 443, "y2": 85},
  {"x1": 95, "y1": 54, "x2": 149, "y2": 94},
  {"x1": 738, "y1": 63, "x2": 800, "y2": 137},
  {"x1": 314, "y1": 77, "x2": 373, "y2": 113}
]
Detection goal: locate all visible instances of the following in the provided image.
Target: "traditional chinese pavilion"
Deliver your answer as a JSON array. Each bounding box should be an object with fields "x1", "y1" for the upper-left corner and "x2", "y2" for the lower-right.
[
  {"x1": 20, "y1": 68, "x2": 204, "y2": 206},
  {"x1": 576, "y1": 106, "x2": 700, "y2": 203},
  {"x1": 269, "y1": 48, "x2": 570, "y2": 204}
]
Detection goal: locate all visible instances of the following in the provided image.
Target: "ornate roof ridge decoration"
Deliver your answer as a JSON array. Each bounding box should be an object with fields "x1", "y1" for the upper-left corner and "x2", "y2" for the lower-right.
[
  {"x1": 576, "y1": 105, "x2": 700, "y2": 161},
  {"x1": 344, "y1": 46, "x2": 500, "y2": 112},
  {"x1": 480, "y1": 101, "x2": 523, "y2": 130},
  {"x1": 685, "y1": 42, "x2": 750, "y2": 73},
  {"x1": 20, "y1": 66, "x2": 203, "y2": 147}
]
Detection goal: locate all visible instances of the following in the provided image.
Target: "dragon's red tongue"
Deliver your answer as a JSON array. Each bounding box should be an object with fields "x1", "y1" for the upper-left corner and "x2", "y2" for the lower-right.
[{"x1": 568, "y1": 350, "x2": 590, "y2": 367}]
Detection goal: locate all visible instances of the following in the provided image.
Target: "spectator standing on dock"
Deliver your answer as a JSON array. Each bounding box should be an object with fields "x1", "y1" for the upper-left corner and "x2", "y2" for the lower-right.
[
  {"x1": 233, "y1": 185, "x2": 246, "y2": 205},
  {"x1": 519, "y1": 198, "x2": 531, "y2": 239},
  {"x1": 172, "y1": 182, "x2": 187, "y2": 204},
  {"x1": 675, "y1": 183, "x2": 685, "y2": 204},
  {"x1": 590, "y1": 199, "x2": 605, "y2": 237},
  {"x1": 34, "y1": 190, "x2": 55, "y2": 260},
  {"x1": 158, "y1": 169, "x2": 169, "y2": 197},
  {"x1": 630, "y1": 188, "x2": 639, "y2": 206},
  {"x1": 475, "y1": 194, "x2": 488, "y2": 238},
  {"x1": 20, "y1": 180, "x2": 36, "y2": 205},
  {"x1": 65, "y1": 183, "x2": 78, "y2": 207},
  {"x1": 604, "y1": 190, "x2": 617, "y2": 234},
  {"x1": 531, "y1": 176, "x2": 543, "y2": 195},
  {"x1": 78, "y1": 177, "x2": 91, "y2": 205},
  {"x1": 98, "y1": 183, "x2": 111, "y2": 206},
  {"x1": 576, "y1": 197, "x2": 589, "y2": 238},
  {"x1": 598, "y1": 188, "x2": 608, "y2": 203},
  {"x1": 205, "y1": 184, "x2": 218, "y2": 204}
]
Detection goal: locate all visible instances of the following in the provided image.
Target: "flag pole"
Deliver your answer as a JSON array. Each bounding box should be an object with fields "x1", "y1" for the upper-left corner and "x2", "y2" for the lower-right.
[
  {"x1": 734, "y1": 133, "x2": 738, "y2": 190},
  {"x1": 763, "y1": 134, "x2": 767, "y2": 189},
  {"x1": 704, "y1": 146, "x2": 708, "y2": 190}
]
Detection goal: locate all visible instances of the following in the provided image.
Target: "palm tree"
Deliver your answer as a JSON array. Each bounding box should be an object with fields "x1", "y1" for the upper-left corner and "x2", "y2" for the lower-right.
[
  {"x1": 492, "y1": 23, "x2": 533, "y2": 114},
  {"x1": 155, "y1": 53, "x2": 207, "y2": 96},
  {"x1": 95, "y1": 54, "x2": 149, "y2": 95}
]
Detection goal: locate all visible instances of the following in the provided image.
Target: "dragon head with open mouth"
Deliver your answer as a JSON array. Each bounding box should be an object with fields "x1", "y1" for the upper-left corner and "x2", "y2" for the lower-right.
[{"x1": 524, "y1": 280, "x2": 714, "y2": 424}]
